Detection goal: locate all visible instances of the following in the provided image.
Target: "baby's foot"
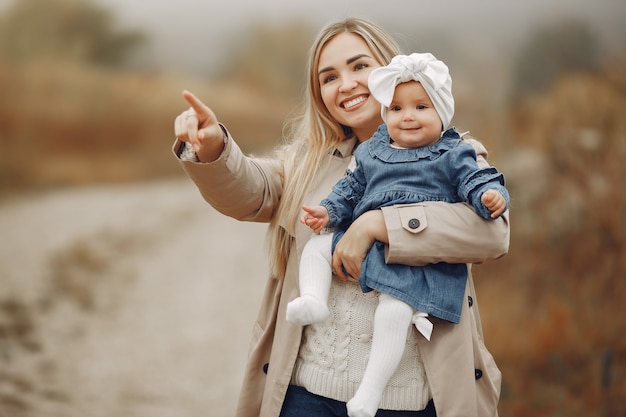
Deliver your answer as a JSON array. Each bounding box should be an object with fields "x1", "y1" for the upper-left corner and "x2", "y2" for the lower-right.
[
  {"x1": 347, "y1": 385, "x2": 382, "y2": 417},
  {"x1": 286, "y1": 295, "x2": 330, "y2": 325},
  {"x1": 346, "y1": 396, "x2": 377, "y2": 417}
]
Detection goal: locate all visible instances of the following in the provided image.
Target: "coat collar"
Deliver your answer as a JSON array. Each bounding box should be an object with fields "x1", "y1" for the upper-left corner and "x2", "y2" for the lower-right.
[{"x1": 334, "y1": 136, "x2": 358, "y2": 158}]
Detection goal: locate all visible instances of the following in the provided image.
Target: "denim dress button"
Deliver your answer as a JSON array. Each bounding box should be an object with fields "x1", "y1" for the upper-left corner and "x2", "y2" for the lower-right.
[
  {"x1": 468, "y1": 295, "x2": 474, "y2": 307},
  {"x1": 408, "y1": 218, "x2": 420, "y2": 229}
]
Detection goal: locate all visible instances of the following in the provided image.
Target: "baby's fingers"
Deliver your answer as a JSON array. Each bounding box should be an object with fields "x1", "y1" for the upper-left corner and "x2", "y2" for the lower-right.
[
  {"x1": 481, "y1": 190, "x2": 495, "y2": 205},
  {"x1": 490, "y1": 197, "x2": 506, "y2": 218}
]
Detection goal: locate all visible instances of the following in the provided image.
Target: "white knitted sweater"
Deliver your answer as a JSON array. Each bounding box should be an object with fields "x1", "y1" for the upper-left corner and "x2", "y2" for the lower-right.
[{"x1": 291, "y1": 279, "x2": 431, "y2": 410}]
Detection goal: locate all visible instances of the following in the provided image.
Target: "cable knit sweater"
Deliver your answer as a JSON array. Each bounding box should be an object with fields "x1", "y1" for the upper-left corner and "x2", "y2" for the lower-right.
[{"x1": 291, "y1": 278, "x2": 431, "y2": 411}]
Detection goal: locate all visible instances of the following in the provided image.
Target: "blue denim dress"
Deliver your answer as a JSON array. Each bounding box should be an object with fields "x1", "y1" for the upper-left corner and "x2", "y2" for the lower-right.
[{"x1": 323, "y1": 124, "x2": 509, "y2": 323}]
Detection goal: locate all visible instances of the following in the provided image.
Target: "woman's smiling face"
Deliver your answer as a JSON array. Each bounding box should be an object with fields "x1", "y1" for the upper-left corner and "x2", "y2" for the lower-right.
[{"x1": 317, "y1": 32, "x2": 383, "y2": 141}]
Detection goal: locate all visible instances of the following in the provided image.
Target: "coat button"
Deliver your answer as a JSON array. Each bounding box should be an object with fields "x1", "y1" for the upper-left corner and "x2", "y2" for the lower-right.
[
  {"x1": 475, "y1": 369, "x2": 483, "y2": 380},
  {"x1": 263, "y1": 363, "x2": 269, "y2": 374},
  {"x1": 408, "y1": 218, "x2": 420, "y2": 229},
  {"x1": 468, "y1": 295, "x2": 473, "y2": 307}
]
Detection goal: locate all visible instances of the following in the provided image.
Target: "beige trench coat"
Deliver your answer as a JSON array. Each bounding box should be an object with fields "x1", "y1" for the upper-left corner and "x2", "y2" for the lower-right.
[{"x1": 174, "y1": 128, "x2": 509, "y2": 417}]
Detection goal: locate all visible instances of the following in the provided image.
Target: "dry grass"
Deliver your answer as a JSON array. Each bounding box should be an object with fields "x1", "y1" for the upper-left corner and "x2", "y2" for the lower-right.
[{"x1": 0, "y1": 61, "x2": 291, "y2": 196}]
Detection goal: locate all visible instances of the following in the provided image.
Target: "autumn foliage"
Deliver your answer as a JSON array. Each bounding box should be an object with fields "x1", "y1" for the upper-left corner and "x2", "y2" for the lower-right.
[{"x1": 475, "y1": 58, "x2": 626, "y2": 416}]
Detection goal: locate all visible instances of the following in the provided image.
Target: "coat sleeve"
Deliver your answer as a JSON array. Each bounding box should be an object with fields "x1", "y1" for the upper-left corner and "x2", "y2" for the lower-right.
[
  {"x1": 382, "y1": 138, "x2": 510, "y2": 266},
  {"x1": 172, "y1": 125, "x2": 283, "y2": 223},
  {"x1": 451, "y1": 142, "x2": 509, "y2": 220}
]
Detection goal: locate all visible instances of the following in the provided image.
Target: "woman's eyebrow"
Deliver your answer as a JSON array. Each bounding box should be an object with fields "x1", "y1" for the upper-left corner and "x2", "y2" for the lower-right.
[
  {"x1": 318, "y1": 54, "x2": 373, "y2": 76},
  {"x1": 347, "y1": 53, "x2": 371, "y2": 65}
]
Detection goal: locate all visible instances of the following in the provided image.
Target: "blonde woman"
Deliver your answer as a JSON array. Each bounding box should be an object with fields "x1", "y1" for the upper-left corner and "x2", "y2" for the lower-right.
[{"x1": 174, "y1": 17, "x2": 509, "y2": 417}]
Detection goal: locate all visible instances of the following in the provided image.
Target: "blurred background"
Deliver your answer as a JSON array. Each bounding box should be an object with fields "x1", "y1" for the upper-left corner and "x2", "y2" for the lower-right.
[{"x1": 0, "y1": 0, "x2": 624, "y2": 416}]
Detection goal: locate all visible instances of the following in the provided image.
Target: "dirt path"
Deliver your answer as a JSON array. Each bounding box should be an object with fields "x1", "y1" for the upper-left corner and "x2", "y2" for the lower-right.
[{"x1": 0, "y1": 179, "x2": 268, "y2": 417}]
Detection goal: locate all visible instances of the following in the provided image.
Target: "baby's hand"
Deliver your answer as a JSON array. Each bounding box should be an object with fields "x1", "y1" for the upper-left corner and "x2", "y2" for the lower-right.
[
  {"x1": 481, "y1": 190, "x2": 507, "y2": 218},
  {"x1": 300, "y1": 205, "x2": 330, "y2": 234}
]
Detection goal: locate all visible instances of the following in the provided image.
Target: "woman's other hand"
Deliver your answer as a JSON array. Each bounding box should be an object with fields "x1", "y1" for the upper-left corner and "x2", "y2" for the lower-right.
[
  {"x1": 332, "y1": 210, "x2": 387, "y2": 281},
  {"x1": 174, "y1": 90, "x2": 226, "y2": 162}
]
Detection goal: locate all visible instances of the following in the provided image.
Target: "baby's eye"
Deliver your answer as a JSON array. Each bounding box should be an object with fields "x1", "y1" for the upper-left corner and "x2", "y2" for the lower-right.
[
  {"x1": 390, "y1": 105, "x2": 401, "y2": 112},
  {"x1": 417, "y1": 104, "x2": 427, "y2": 110}
]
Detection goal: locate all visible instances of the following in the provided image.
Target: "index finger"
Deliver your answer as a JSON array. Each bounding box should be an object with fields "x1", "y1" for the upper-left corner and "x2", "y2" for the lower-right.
[{"x1": 182, "y1": 90, "x2": 213, "y2": 121}]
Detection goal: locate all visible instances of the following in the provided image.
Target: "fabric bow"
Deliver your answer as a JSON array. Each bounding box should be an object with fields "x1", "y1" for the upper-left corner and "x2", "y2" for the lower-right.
[
  {"x1": 412, "y1": 310, "x2": 433, "y2": 341},
  {"x1": 368, "y1": 52, "x2": 454, "y2": 129}
]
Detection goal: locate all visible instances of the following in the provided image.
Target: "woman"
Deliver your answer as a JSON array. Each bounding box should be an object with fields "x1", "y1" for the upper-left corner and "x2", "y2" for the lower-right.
[{"x1": 173, "y1": 17, "x2": 509, "y2": 417}]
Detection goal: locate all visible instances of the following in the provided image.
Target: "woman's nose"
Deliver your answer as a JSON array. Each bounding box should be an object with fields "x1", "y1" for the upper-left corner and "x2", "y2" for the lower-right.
[{"x1": 339, "y1": 77, "x2": 358, "y2": 92}]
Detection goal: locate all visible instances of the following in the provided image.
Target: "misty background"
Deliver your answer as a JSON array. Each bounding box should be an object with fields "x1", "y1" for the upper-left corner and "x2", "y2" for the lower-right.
[
  {"x1": 96, "y1": 0, "x2": 625, "y2": 75},
  {"x1": 0, "y1": 0, "x2": 625, "y2": 416}
]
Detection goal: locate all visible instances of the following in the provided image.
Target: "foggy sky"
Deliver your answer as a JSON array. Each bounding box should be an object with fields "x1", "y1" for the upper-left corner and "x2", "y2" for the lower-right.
[{"x1": 49, "y1": 0, "x2": 626, "y2": 73}]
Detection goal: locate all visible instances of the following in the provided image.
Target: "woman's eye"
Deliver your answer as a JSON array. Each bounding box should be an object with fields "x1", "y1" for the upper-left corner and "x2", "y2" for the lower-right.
[
  {"x1": 354, "y1": 62, "x2": 368, "y2": 71},
  {"x1": 322, "y1": 74, "x2": 337, "y2": 84}
]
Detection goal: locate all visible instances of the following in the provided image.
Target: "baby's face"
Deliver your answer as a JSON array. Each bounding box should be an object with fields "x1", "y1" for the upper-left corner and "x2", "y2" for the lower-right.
[{"x1": 386, "y1": 81, "x2": 443, "y2": 148}]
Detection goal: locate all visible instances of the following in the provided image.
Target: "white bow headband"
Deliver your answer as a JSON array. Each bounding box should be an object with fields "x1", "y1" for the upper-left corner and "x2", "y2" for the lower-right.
[{"x1": 368, "y1": 52, "x2": 454, "y2": 129}]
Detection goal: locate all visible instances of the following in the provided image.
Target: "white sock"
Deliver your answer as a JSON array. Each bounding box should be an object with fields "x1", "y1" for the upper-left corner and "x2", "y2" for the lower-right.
[
  {"x1": 286, "y1": 294, "x2": 330, "y2": 325},
  {"x1": 286, "y1": 233, "x2": 333, "y2": 326},
  {"x1": 347, "y1": 294, "x2": 414, "y2": 417}
]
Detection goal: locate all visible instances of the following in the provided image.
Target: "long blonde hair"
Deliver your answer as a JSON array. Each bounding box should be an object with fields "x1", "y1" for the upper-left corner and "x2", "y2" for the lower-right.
[{"x1": 267, "y1": 17, "x2": 403, "y2": 278}]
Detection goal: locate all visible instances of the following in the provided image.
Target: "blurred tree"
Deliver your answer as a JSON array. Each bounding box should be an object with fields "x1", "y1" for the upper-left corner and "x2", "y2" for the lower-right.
[
  {"x1": 219, "y1": 20, "x2": 314, "y2": 96},
  {"x1": 511, "y1": 19, "x2": 601, "y2": 101},
  {"x1": 0, "y1": 0, "x2": 145, "y2": 67}
]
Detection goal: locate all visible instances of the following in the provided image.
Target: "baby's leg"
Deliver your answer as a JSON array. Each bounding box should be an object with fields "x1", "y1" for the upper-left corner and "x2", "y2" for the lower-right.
[
  {"x1": 286, "y1": 233, "x2": 333, "y2": 325},
  {"x1": 347, "y1": 293, "x2": 414, "y2": 417}
]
